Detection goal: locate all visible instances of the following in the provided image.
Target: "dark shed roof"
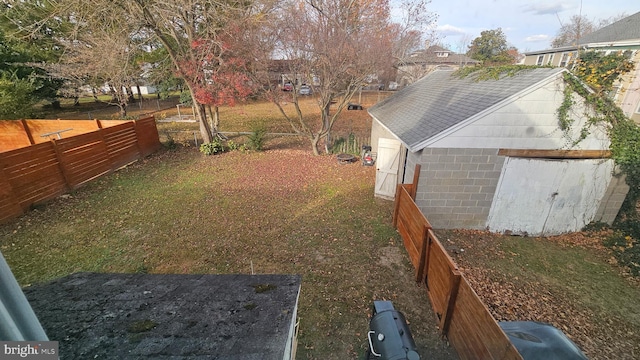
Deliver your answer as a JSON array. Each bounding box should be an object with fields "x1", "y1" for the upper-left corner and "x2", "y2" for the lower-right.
[{"x1": 24, "y1": 272, "x2": 301, "y2": 359}]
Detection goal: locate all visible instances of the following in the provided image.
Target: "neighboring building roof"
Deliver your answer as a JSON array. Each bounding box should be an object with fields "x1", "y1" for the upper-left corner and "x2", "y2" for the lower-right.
[
  {"x1": 578, "y1": 11, "x2": 640, "y2": 44},
  {"x1": 368, "y1": 67, "x2": 566, "y2": 152},
  {"x1": 525, "y1": 11, "x2": 640, "y2": 55},
  {"x1": 401, "y1": 45, "x2": 479, "y2": 66}
]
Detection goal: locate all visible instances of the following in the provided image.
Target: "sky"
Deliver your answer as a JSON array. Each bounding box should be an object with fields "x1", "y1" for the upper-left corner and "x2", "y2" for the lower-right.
[{"x1": 415, "y1": 0, "x2": 638, "y2": 53}]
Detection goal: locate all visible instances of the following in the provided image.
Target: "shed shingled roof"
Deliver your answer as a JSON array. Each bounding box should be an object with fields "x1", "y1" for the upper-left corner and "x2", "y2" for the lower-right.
[{"x1": 368, "y1": 67, "x2": 566, "y2": 152}]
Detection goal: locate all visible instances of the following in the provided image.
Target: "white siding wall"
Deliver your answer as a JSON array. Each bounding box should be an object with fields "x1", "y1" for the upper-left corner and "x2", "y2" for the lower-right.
[
  {"x1": 428, "y1": 79, "x2": 610, "y2": 151},
  {"x1": 487, "y1": 158, "x2": 615, "y2": 236},
  {"x1": 370, "y1": 118, "x2": 397, "y2": 154}
]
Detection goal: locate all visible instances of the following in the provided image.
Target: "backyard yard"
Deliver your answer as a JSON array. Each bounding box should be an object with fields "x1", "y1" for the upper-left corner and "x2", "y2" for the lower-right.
[{"x1": 1, "y1": 96, "x2": 640, "y2": 359}]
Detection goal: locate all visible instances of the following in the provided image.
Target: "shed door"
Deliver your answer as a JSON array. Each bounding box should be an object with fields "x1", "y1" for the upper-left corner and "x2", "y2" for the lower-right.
[
  {"x1": 375, "y1": 138, "x2": 402, "y2": 199},
  {"x1": 487, "y1": 157, "x2": 614, "y2": 236}
]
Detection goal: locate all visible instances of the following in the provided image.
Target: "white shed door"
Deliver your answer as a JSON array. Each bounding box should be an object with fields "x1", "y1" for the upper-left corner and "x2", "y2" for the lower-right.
[
  {"x1": 487, "y1": 157, "x2": 614, "y2": 236},
  {"x1": 375, "y1": 138, "x2": 402, "y2": 199}
]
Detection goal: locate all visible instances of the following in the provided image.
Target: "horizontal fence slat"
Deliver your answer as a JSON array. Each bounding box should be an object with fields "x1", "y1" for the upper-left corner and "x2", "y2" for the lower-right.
[
  {"x1": 0, "y1": 117, "x2": 160, "y2": 223},
  {"x1": 392, "y1": 171, "x2": 523, "y2": 360}
]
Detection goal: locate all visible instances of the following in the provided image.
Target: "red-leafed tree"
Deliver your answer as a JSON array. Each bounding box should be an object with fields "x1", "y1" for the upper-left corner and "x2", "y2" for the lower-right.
[
  {"x1": 178, "y1": 36, "x2": 254, "y2": 137},
  {"x1": 47, "y1": 0, "x2": 275, "y2": 144}
]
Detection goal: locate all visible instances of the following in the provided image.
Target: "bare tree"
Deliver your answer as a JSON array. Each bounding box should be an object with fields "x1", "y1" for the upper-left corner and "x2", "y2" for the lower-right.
[
  {"x1": 253, "y1": 0, "x2": 436, "y2": 155},
  {"x1": 389, "y1": 0, "x2": 438, "y2": 86},
  {"x1": 551, "y1": 14, "x2": 596, "y2": 48},
  {"x1": 551, "y1": 12, "x2": 628, "y2": 49}
]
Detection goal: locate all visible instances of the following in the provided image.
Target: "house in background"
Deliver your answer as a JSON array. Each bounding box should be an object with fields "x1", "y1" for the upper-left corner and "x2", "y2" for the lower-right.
[
  {"x1": 523, "y1": 11, "x2": 640, "y2": 123},
  {"x1": 369, "y1": 68, "x2": 628, "y2": 236},
  {"x1": 396, "y1": 45, "x2": 479, "y2": 87}
]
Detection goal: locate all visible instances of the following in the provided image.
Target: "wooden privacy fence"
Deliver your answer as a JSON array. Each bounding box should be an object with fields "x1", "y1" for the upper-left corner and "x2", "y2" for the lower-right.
[
  {"x1": 0, "y1": 117, "x2": 161, "y2": 224},
  {"x1": 392, "y1": 165, "x2": 522, "y2": 360}
]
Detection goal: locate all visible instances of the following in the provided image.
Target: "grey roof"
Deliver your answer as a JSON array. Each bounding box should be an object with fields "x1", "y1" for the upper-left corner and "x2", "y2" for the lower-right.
[
  {"x1": 24, "y1": 272, "x2": 301, "y2": 359},
  {"x1": 402, "y1": 46, "x2": 479, "y2": 66},
  {"x1": 578, "y1": 11, "x2": 640, "y2": 44},
  {"x1": 368, "y1": 67, "x2": 566, "y2": 152}
]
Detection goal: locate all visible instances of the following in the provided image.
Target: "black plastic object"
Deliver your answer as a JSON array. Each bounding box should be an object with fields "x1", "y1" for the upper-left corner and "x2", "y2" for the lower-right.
[
  {"x1": 499, "y1": 321, "x2": 588, "y2": 360},
  {"x1": 367, "y1": 301, "x2": 420, "y2": 360}
]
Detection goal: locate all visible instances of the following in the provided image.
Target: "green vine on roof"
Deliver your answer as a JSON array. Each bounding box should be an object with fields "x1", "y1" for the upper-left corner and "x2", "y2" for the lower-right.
[
  {"x1": 457, "y1": 58, "x2": 640, "y2": 273},
  {"x1": 455, "y1": 58, "x2": 640, "y2": 218},
  {"x1": 453, "y1": 64, "x2": 553, "y2": 81}
]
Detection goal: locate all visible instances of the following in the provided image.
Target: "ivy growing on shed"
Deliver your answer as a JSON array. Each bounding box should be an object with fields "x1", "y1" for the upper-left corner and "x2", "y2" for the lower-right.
[
  {"x1": 456, "y1": 56, "x2": 640, "y2": 273},
  {"x1": 561, "y1": 51, "x2": 639, "y2": 217},
  {"x1": 455, "y1": 55, "x2": 639, "y2": 216}
]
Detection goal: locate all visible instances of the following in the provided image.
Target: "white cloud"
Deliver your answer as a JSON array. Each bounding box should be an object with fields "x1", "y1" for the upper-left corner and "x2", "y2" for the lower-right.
[
  {"x1": 522, "y1": 2, "x2": 572, "y2": 15},
  {"x1": 525, "y1": 34, "x2": 551, "y2": 42},
  {"x1": 437, "y1": 24, "x2": 466, "y2": 36}
]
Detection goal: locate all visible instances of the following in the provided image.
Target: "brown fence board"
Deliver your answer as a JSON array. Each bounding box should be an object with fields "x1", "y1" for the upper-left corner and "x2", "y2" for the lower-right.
[
  {"x1": 392, "y1": 168, "x2": 523, "y2": 360},
  {"x1": 54, "y1": 132, "x2": 112, "y2": 188},
  {"x1": 102, "y1": 122, "x2": 140, "y2": 168},
  {"x1": 0, "y1": 165, "x2": 23, "y2": 222},
  {"x1": 393, "y1": 185, "x2": 432, "y2": 272},
  {"x1": 135, "y1": 116, "x2": 161, "y2": 156},
  {"x1": 0, "y1": 121, "x2": 32, "y2": 152},
  {"x1": 25, "y1": 119, "x2": 101, "y2": 143},
  {"x1": 425, "y1": 234, "x2": 459, "y2": 316},
  {"x1": 0, "y1": 117, "x2": 160, "y2": 224},
  {"x1": 98, "y1": 120, "x2": 131, "y2": 128},
  {"x1": 448, "y1": 281, "x2": 522, "y2": 360},
  {"x1": 0, "y1": 143, "x2": 67, "y2": 211}
]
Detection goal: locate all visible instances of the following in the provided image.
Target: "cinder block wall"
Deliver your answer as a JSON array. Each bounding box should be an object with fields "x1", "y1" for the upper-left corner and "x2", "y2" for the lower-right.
[{"x1": 406, "y1": 148, "x2": 505, "y2": 229}]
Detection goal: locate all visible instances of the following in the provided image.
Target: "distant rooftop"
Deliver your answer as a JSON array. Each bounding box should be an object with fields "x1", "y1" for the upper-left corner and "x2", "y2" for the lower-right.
[
  {"x1": 578, "y1": 11, "x2": 640, "y2": 45},
  {"x1": 525, "y1": 11, "x2": 640, "y2": 55},
  {"x1": 24, "y1": 272, "x2": 301, "y2": 359}
]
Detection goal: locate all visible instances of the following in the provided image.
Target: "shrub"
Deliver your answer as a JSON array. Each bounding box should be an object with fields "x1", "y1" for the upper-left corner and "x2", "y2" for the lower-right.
[
  {"x1": 163, "y1": 132, "x2": 177, "y2": 150},
  {"x1": 247, "y1": 125, "x2": 267, "y2": 151},
  {"x1": 199, "y1": 138, "x2": 225, "y2": 155}
]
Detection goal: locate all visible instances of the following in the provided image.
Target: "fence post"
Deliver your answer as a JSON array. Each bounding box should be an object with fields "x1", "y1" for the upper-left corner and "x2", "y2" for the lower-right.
[
  {"x1": 392, "y1": 184, "x2": 403, "y2": 227},
  {"x1": 415, "y1": 224, "x2": 429, "y2": 283},
  {"x1": 50, "y1": 139, "x2": 73, "y2": 192},
  {"x1": 20, "y1": 120, "x2": 35, "y2": 145},
  {"x1": 439, "y1": 270, "x2": 462, "y2": 338},
  {"x1": 410, "y1": 164, "x2": 421, "y2": 200},
  {"x1": 423, "y1": 231, "x2": 433, "y2": 288}
]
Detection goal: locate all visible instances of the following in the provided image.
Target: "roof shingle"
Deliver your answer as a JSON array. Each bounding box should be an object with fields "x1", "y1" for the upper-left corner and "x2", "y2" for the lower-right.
[{"x1": 368, "y1": 67, "x2": 565, "y2": 152}]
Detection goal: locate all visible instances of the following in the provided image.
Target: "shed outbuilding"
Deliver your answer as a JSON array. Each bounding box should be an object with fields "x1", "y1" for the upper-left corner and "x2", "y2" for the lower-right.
[{"x1": 369, "y1": 68, "x2": 629, "y2": 236}]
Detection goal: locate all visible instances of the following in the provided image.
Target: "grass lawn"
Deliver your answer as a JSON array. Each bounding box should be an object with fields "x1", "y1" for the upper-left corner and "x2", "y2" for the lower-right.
[
  {"x1": 3, "y1": 95, "x2": 639, "y2": 359},
  {"x1": 0, "y1": 147, "x2": 456, "y2": 359}
]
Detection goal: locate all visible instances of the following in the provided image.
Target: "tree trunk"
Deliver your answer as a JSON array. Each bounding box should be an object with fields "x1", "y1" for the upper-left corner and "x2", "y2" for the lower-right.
[
  {"x1": 310, "y1": 133, "x2": 322, "y2": 156},
  {"x1": 118, "y1": 104, "x2": 127, "y2": 118},
  {"x1": 187, "y1": 87, "x2": 213, "y2": 144},
  {"x1": 195, "y1": 103, "x2": 213, "y2": 144},
  {"x1": 207, "y1": 105, "x2": 220, "y2": 135},
  {"x1": 136, "y1": 84, "x2": 144, "y2": 103},
  {"x1": 213, "y1": 106, "x2": 220, "y2": 130},
  {"x1": 322, "y1": 103, "x2": 331, "y2": 154}
]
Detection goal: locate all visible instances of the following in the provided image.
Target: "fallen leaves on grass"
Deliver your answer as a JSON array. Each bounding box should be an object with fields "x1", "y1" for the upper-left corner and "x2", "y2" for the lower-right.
[{"x1": 442, "y1": 229, "x2": 640, "y2": 360}]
